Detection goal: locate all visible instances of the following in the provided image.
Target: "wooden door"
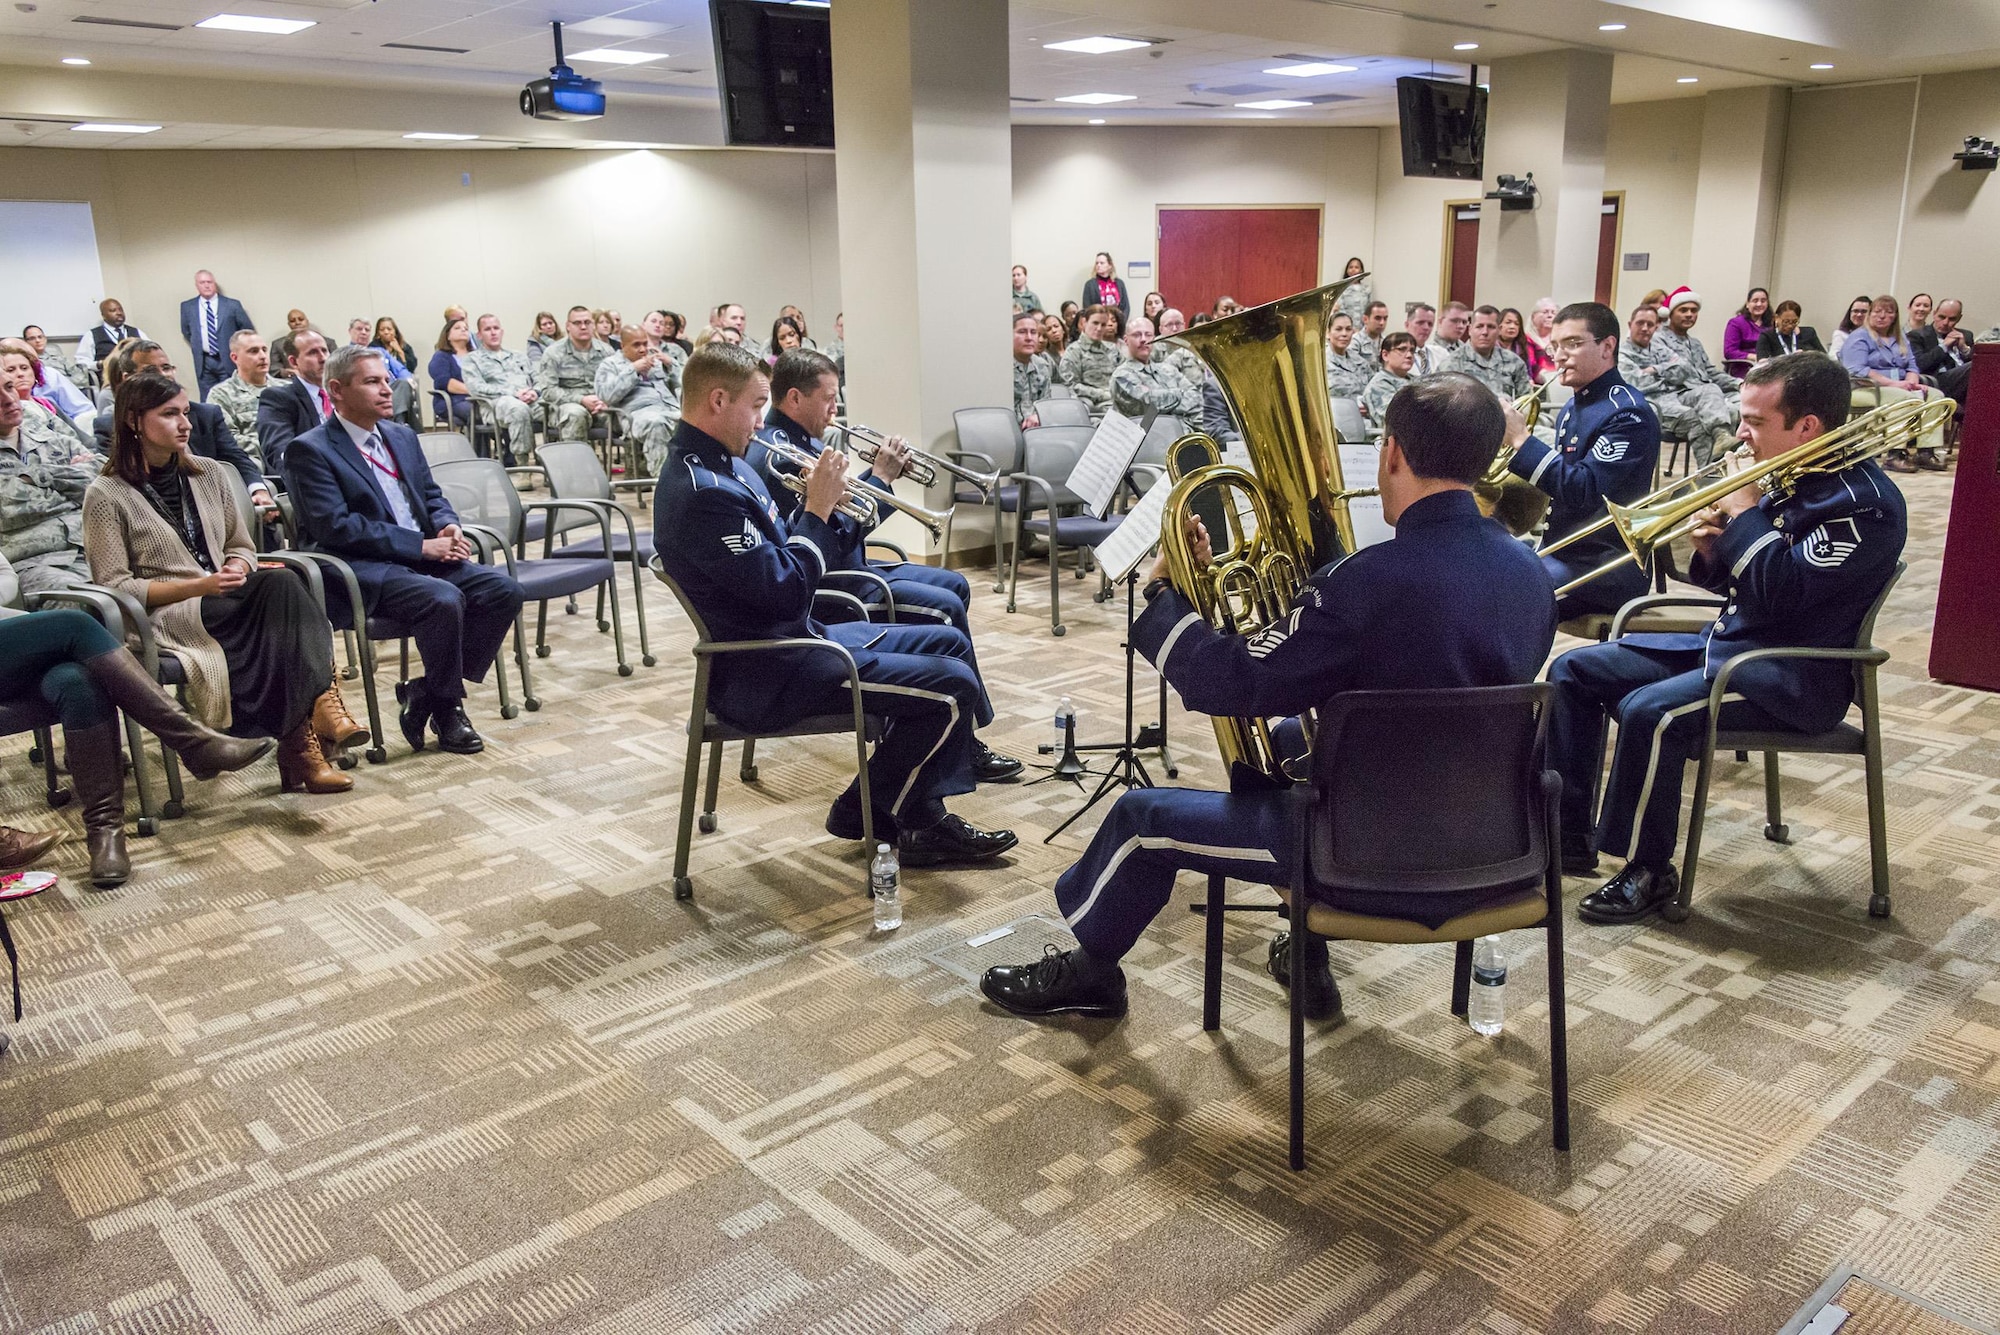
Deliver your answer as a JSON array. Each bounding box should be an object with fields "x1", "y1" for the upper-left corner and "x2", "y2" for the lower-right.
[
  {"x1": 1445, "y1": 204, "x2": 1480, "y2": 309},
  {"x1": 1596, "y1": 195, "x2": 1622, "y2": 306},
  {"x1": 1157, "y1": 207, "x2": 1320, "y2": 318}
]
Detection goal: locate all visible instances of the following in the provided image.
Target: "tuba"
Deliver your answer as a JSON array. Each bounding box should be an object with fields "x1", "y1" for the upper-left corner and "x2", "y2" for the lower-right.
[{"x1": 1155, "y1": 277, "x2": 1375, "y2": 781}]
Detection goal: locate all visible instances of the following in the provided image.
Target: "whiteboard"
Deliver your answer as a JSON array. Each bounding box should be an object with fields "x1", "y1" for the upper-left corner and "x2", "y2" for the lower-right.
[{"x1": 0, "y1": 201, "x2": 106, "y2": 338}]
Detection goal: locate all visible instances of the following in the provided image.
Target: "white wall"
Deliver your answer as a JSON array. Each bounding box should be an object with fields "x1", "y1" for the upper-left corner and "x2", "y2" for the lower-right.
[{"x1": 0, "y1": 146, "x2": 842, "y2": 351}]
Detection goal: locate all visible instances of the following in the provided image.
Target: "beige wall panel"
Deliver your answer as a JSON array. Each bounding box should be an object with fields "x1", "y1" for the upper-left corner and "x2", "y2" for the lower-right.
[
  {"x1": 1605, "y1": 100, "x2": 1705, "y2": 316},
  {"x1": 1770, "y1": 82, "x2": 1917, "y2": 331},
  {"x1": 1892, "y1": 68, "x2": 2000, "y2": 324}
]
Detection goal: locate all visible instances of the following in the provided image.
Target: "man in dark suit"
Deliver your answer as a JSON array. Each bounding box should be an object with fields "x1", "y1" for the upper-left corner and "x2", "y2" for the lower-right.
[
  {"x1": 93, "y1": 341, "x2": 277, "y2": 521},
  {"x1": 1907, "y1": 298, "x2": 1974, "y2": 406},
  {"x1": 255, "y1": 329, "x2": 333, "y2": 480},
  {"x1": 283, "y1": 343, "x2": 525, "y2": 756},
  {"x1": 179, "y1": 270, "x2": 256, "y2": 399}
]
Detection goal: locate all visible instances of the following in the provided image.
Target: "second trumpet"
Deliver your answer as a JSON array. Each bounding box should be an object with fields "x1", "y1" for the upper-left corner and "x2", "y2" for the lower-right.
[
  {"x1": 840, "y1": 423, "x2": 1002, "y2": 496},
  {"x1": 763, "y1": 437, "x2": 954, "y2": 544}
]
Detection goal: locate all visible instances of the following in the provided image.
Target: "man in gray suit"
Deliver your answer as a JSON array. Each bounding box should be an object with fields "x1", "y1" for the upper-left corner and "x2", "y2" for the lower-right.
[{"x1": 178, "y1": 269, "x2": 255, "y2": 399}]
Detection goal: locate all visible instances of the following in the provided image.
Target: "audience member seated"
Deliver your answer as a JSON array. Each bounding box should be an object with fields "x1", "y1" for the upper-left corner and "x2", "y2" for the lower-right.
[
  {"x1": 0, "y1": 344, "x2": 93, "y2": 445},
  {"x1": 597, "y1": 325, "x2": 681, "y2": 475},
  {"x1": 1012, "y1": 312, "x2": 1052, "y2": 427},
  {"x1": 1401, "y1": 302, "x2": 1437, "y2": 374},
  {"x1": 533, "y1": 307, "x2": 611, "y2": 442},
  {"x1": 344, "y1": 318, "x2": 372, "y2": 351},
  {"x1": 1905, "y1": 293, "x2": 1934, "y2": 337},
  {"x1": 1110, "y1": 317, "x2": 1201, "y2": 422},
  {"x1": 1908, "y1": 298, "x2": 1974, "y2": 408},
  {"x1": 1057, "y1": 304, "x2": 1120, "y2": 422},
  {"x1": 778, "y1": 306, "x2": 815, "y2": 351},
  {"x1": 1419, "y1": 301, "x2": 1469, "y2": 377},
  {"x1": 1352, "y1": 299, "x2": 1389, "y2": 368},
  {"x1": 1360, "y1": 332, "x2": 1417, "y2": 439},
  {"x1": 1841, "y1": 295, "x2": 1946, "y2": 472},
  {"x1": 526, "y1": 311, "x2": 560, "y2": 365},
  {"x1": 712, "y1": 303, "x2": 760, "y2": 357},
  {"x1": 592, "y1": 309, "x2": 620, "y2": 349},
  {"x1": 371, "y1": 318, "x2": 419, "y2": 381},
  {"x1": 1081, "y1": 252, "x2": 1131, "y2": 319},
  {"x1": 256, "y1": 329, "x2": 332, "y2": 480},
  {"x1": 1038, "y1": 312, "x2": 1068, "y2": 362},
  {"x1": 766, "y1": 316, "x2": 805, "y2": 366},
  {"x1": 1449, "y1": 305, "x2": 1532, "y2": 401},
  {"x1": 1140, "y1": 291, "x2": 1166, "y2": 326},
  {"x1": 1620, "y1": 303, "x2": 1732, "y2": 464},
  {"x1": 427, "y1": 317, "x2": 474, "y2": 425},
  {"x1": 1525, "y1": 297, "x2": 1559, "y2": 374},
  {"x1": 0, "y1": 338, "x2": 93, "y2": 433},
  {"x1": 207, "y1": 331, "x2": 274, "y2": 473},
  {"x1": 640, "y1": 311, "x2": 688, "y2": 367},
  {"x1": 23, "y1": 325, "x2": 92, "y2": 392},
  {"x1": 1324, "y1": 312, "x2": 1372, "y2": 401},
  {"x1": 1213, "y1": 295, "x2": 1242, "y2": 319},
  {"x1": 1651, "y1": 287, "x2": 1741, "y2": 464},
  {"x1": 1828, "y1": 294, "x2": 1872, "y2": 359},
  {"x1": 76, "y1": 298, "x2": 142, "y2": 382},
  {"x1": 463, "y1": 315, "x2": 540, "y2": 465},
  {"x1": 1011, "y1": 264, "x2": 1042, "y2": 314},
  {"x1": 283, "y1": 344, "x2": 526, "y2": 755},
  {"x1": 1755, "y1": 301, "x2": 1823, "y2": 360},
  {"x1": 657, "y1": 309, "x2": 694, "y2": 357},
  {"x1": 1498, "y1": 307, "x2": 1551, "y2": 383},
  {"x1": 823, "y1": 313, "x2": 845, "y2": 371},
  {"x1": 0, "y1": 383, "x2": 95, "y2": 593},
  {"x1": 82, "y1": 373, "x2": 362, "y2": 797},
  {"x1": 1155, "y1": 308, "x2": 1204, "y2": 386},
  {"x1": 1721, "y1": 287, "x2": 1772, "y2": 377},
  {"x1": 94, "y1": 344, "x2": 273, "y2": 517}
]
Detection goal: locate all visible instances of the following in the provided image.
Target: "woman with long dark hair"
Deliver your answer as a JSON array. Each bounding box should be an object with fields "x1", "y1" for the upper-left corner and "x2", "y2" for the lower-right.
[
  {"x1": 428, "y1": 316, "x2": 474, "y2": 425},
  {"x1": 1336, "y1": 255, "x2": 1372, "y2": 322},
  {"x1": 81, "y1": 374, "x2": 364, "y2": 797},
  {"x1": 1722, "y1": 287, "x2": 1772, "y2": 376},
  {"x1": 1497, "y1": 307, "x2": 1551, "y2": 383},
  {"x1": 1828, "y1": 294, "x2": 1873, "y2": 359},
  {"x1": 370, "y1": 317, "x2": 418, "y2": 379}
]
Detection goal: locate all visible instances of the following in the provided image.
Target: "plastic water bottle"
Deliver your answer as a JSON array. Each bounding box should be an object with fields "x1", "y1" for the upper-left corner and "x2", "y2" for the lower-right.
[
  {"x1": 1054, "y1": 696, "x2": 1075, "y2": 755},
  {"x1": 870, "y1": 843, "x2": 902, "y2": 931},
  {"x1": 1469, "y1": 934, "x2": 1506, "y2": 1035}
]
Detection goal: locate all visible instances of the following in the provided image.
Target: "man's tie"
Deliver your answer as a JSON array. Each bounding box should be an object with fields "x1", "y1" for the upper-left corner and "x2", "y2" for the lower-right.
[
  {"x1": 317, "y1": 385, "x2": 332, "y2": 419},
  {"x1": 204, "y1": 300, "x2": 218, "y2": 356}
]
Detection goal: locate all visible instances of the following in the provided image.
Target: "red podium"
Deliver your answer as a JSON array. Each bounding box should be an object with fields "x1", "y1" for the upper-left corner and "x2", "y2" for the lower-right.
[{"x1": 1930, "y1": 343, "x2": 2000, "y2": 690}]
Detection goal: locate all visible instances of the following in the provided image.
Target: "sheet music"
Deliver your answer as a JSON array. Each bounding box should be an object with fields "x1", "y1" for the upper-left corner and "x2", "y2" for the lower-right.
[
  {"x1": 1068, "y1": 409, "x2": 1148, "y2": 519},
  {"x1": 1336, "y1": 443, "x2": 1393, "y2": 549},
  {"x1": 1091, "y1": 478, "x2": 1172, "y2": 582}
]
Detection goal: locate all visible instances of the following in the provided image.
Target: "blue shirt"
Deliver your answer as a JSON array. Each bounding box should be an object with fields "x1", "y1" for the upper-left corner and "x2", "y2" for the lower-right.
[{"x1": 1839, "y1": 329, "x2": 1918, "y2": 379}]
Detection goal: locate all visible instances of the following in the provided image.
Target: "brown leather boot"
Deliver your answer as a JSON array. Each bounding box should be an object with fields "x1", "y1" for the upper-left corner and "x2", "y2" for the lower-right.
[
  {"x1": 0, "y1": 826, "x2": 60, "y2": 871},
  {"x1": 277, "y1": 722, "x2": 352, "y2": 795},
  {"x1": 64, "y1": 722, "x2": 130, "y2": 889},
  {"x1": 82, "y1": 649, "x2": 273, "y2": 780},
  {"x1": 311, "y1": 685, "x2": 370, "y2": 758}
]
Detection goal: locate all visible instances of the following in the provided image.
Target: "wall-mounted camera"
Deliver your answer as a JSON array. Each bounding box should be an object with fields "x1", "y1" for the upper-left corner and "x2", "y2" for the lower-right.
[
  {"x1": 1952, "y1": 136, "x2": 1998, "y2": 171},
  {"x1": 1484, "y1": 172, "x2": 1538, "y2": 211}
]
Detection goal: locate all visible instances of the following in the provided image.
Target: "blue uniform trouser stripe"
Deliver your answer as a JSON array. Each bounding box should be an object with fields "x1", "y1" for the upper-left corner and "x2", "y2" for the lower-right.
[
  {"x1": 1055, "y1": 787, "x2": 1289, "y2": 964},
  {"x1": 816, "y1": 621, "x2": 981, "y2": 827},
  {"x1": 868, "y1": 563, "x2": 993, "y2": 728}
]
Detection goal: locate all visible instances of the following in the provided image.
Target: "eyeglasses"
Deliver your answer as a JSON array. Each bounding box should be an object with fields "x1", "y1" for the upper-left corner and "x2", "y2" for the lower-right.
[{"x1": 1549, "y1": 336, "x2": 1601, "y2": 355}]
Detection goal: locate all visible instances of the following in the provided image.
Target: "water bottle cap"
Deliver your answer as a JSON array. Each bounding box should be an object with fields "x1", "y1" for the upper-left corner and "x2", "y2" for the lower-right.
[{"x1": 876, "y1": 843, "x2": 891, "y2": 854}]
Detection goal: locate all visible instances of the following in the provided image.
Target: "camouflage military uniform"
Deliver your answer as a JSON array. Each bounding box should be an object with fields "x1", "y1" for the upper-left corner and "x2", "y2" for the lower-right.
[
  {"x1": 465, "y1": 346, "x2": 541, "y2": 461},
  {"x1": 1058, "y1": 336, "x2": 1120, "y2": 421},
  {"x1": 1350, "y1": 329, "x2": 1380, "y2": 370},
  {"x1": 1013, "y1": 353, "x2": 1053, "y2": 423},
  {"x1": 1623, "y1": 335, "x2": 1734, "y2": 464},
  {"x1": 19, "y1": 404, "x2": 95, "y2": 468},
  {"x1": 1359, "y1": 370, "x2": 1412, "y2": 441},
  {"x1": 1111, "y1": 356, "x2": 1201, "y2": 421},
  {"x1": 595, "y1": 354, "x2": 681, "y2": 476},
  {"x1": 1160, "y1": 344, "x2": 1205, "y2": 389},
  {"x1": 1012, "y1": 286, "x2": 1043, "y2": 314},
  {"x1": 41, "y1": 346, "x2": 93, "y2": 392},
  {"x1": 531, "y1": 338, "x2": 611, "y2": 441},
  {"x1": 1448, "y1": 343, "x2": 1532, "y2": 401},
  {"x1": 0, "y1": 430, "x2": 93, "y2": 593},
  {"x1": 1336, "y1": 279, "x2": 1373, "y2": 324},
  {"x1": 1324, "y1": 345, "x2": 1374, "y2": 401},
  {"x1": 206, "y1": 374, "x2": 269, "y2": 470}
]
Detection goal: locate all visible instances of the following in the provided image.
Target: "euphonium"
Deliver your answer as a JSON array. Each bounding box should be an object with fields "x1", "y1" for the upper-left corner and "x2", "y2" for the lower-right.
[
  {"x1": 1155, "y1": 276, "x2": 1373, "y2": 781},
  {"x1": 1473, "y1": 383, "x2": 1556, "y2": 537}
]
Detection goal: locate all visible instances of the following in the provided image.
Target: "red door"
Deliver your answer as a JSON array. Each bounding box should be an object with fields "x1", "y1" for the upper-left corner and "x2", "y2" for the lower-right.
[
  {"x1": 1447, "y1": 204, "x2": 1480, "y2": 309},
  {"x1": 1596, "y1": 197, "x2": 1621, "y2": 306},
  {"x1": 1158, "y1": 208, "x2": 1320, "y2": 318}
]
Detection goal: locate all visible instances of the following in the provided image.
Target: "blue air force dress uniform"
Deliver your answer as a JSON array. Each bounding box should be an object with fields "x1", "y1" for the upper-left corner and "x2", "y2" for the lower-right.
[
  {"x1": 1547, "y1": 459, "x2": 1907, "y2": 874},
  {"x1": 655, "y1": 421, "x2": 984, "y2": 835},
  {"x1": 749, "y1": 409, "x2": 994, "y2": 730},
  {"x1": 1050, "y1": 490, "x2": 1559, "y2": 965},
  {"x1": 1508, "y1": 365, "x2": 1662, "y2": 619}
]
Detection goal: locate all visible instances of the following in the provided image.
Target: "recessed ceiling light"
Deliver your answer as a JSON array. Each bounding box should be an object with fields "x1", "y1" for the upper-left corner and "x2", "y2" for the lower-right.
[
  {"x1": 1810, "y1": 62, "x2": 1834, "y2": 70},
  {"x1": 1236, "y1": 99, "x2": 1311, "y2": 110},
  {"x1": 1265, "y1": 61, "x2": 1357, "y2": 77},
  {"x1": 404, "y1": 132, "x2": 479, "y2": 141},
  {"x1": 1599, "y1": 23, "x2": 1627, "y2": 31},
  {"x1": 195, "y1": 14, "x2": 316, "y2": 35},
  {"x1": 62, "y1": 57, "x2": 91, "y2": 66},
  {"x1": 1089, "y1": 118, "x2": 1106, "y2": 125},
  {"x1": 72, "y1": 123, "x2": 161, "y2": 134},
  {"x1": 1454, "y1": 42, "x2": 1480, "y2": 51},
  {"x1": 1677, "y1": 76, "x2": 1699, "y2": 83},
  {"x1": 570, "y1": 48, "x2": 668, "y2": 65},
  {"x1": 1055, "y1": 92, "x2": 1137, "y2": 105},
  {"x1": 1045, "y1": 36, "x2": 1151, "y2": 55}
]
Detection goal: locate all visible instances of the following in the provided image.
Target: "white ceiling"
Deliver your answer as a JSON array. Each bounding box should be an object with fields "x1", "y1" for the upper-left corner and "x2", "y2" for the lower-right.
[{"x1": 0, "y1": 0, "x2": 1992, "y2": 146}]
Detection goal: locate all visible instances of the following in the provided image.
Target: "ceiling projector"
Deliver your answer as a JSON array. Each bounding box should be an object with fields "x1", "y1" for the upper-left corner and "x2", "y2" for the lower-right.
[{"x1": 521, "y1": 22, "x2": 606, "y2": 121}]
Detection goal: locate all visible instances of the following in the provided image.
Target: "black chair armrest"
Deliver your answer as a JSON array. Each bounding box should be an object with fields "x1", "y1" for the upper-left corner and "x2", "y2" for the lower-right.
[
  {"x1": 255, "y1": 551, "x2": 328, "y2": 610},
  {"x1": 812, "y1": 589, "x2": 871, "y2": 623},
  {"x1": 36, "y1": 584, "x2": 158, "y2": 672},
  {"x1": 519, "y1": 498, "x2": 615, "y2": 560},
  {"x1": 1709, "y1": 645, "x2": 1889, "y2": 710},
  {"x1": 693, "y1": 635, "x2": 871, "y2": 742},
  {"x1": 820, "y1": 570, "x2": 896, "y2": 621},
  {"x1": 1608, "y1": 593, "x2": 1725, "y2": 640},
  {"x1": 460, "y1": 523, "x2": 516, "y2": 575},
  {"x1": 23, "y1": 586, "x2": 128, "y2": 637}
]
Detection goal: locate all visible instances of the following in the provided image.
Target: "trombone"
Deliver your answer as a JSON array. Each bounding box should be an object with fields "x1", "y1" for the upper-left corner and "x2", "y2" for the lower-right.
[
  {"x1": 761, "y1": 437, "x2": 954, "y2": 544},
  {"x1": 839, "y1": 423, "x2": 1003, "y2": 496},
  {"x1": 1552, "y1": 395, "x2": 1952, "y2": 596}
]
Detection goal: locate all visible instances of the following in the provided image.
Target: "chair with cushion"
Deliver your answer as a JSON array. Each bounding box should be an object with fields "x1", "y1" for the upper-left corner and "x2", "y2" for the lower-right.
[
  {"x1": 1196, "y1": 683, "x2": 1570, "y2": 1170},
  {"x1": 418, "y1": 431, "x2": 478, "y2": 469},
  {"x1": 1009, "y1": 424, "x2": 1121, "y2": 637},
  {"x1": 0, "y1": 606, "x2": 75, "y2": 813},
  {"x1": 1034, "y1": 397, "x2": 1093, "y2": 429},
  {"x1": 530, "y1": 441, "x2": 657, "y2": 666},
  {"x1": 650, "y1": 556, "x2": 884, "y2": 901},
  {"x1": 950, "y1": 407, "x2": 1023, "y2": 591},
  {"x1": 1610, "y1": 561, "x2": 1904, "y2": 922}
]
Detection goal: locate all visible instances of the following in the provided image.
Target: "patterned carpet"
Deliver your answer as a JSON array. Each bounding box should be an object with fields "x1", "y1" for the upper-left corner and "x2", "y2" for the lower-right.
[{"x1": 3, "y1": 469, "x2": 1998, "y2": 1335}]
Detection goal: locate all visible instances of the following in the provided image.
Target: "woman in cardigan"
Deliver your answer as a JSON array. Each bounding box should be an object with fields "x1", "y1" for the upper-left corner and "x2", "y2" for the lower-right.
[
  {"x1": 1721, "y1": 287, "x2": 1772, "y2": 377},
  {"x1": 1079, "y1": 252, "x2": 1130, "y2": 319},
  {"x1": 81, "y1": 374, "x2": 364, "y2": 795}
]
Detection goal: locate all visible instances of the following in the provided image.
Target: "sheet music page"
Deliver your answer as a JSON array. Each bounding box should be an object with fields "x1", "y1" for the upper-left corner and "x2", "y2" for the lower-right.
[
  {"x1": 1068, "y1": 410, "x2": 1148, "y2": 519},
  {"x1": 1336, "y1": 443, "x2": 1393, "y2": 549},
  {"x1": 1092, "y1": 478, "x2": 1172, "y2": 582}
]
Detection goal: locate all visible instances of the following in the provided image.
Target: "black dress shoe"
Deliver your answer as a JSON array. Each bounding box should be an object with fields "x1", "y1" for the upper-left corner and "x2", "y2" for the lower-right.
[
  {"x1": 1267, "y1": 932, "x2": 1343, "y2": 1021},
  {"x1": 972, "y1": 740, "x2": 1025, "y2": 783},
  {"x1": 396, "y1": 679, "x2": 431, "y2": 752},
  {"x1": 899, "y1": 814, "x2": 1018, "y2": 867},
  {"x1": 1561, "y1": 832, "x2": 1599, "y2": 877},
  {"x1": 1578, "y1": 861, "x2": 1679, "y2": 924},
  {"x1": 429, "y1": 701, "x2": 485, "y2": 755},
  {"x1": 981, "y1": 944, "x2": 1128, "y2": 1019},
  {"x1": 825, "y1": 804, "x2": 899, "y2": 843},
  {"x1": 1916, "y1": 449, "x2": 1946, "y2": 472}
]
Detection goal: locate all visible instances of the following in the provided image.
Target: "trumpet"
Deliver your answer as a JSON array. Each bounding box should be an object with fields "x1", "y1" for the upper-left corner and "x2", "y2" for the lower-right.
[
  {"x1": 1553, "y1": 395, "x2": 1953, "y2": 596},
  {"x1": 761, "y1": 437, "x2": 954, "y2": 544},
  {"x1": 840, "y1": 423, "x2": 1003, "y2": 496}
]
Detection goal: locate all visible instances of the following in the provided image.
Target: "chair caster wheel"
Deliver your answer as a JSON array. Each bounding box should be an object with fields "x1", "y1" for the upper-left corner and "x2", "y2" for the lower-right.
[
  {"x1": 642, "y1": 656, "x2": 657, "y2": 667},
  {"x1": 366, "y1": 746, "x2": 388, "y2": 764},
  {"x1": 742, "y1": 766, "x2": 759, "y2": 783},
  {"x1": 1660, "y1": 899, "x2": 1690, "y2": 924},
  {"x1": 162, "y1": 800, "x2": 185, "y2": 820},
  {"x1": 535, "y1": 645, "x2": 551, "y2": 658},
  {"x1": 501, "y1": 705, "x2": 520, "y2": 720},
  {"x1": 697, "y1": 813, "x2": 717, "y2": 834},
  {"x1": 28, "y1": 745, "x2": 42, "y2": 764},
  {"x1": 673, "y1": 877, "x2": 693, "y2": 901},
  {"x1": 525, "y1": 697, "x2": 542, "y2": 712},
  {"x1": 597, "y1": 620, "x2": 610, "y2": 633},
  {"x1": 47, "y1": 787, "x2": 71, "y2": 809},
  {"x1": 1167, "y1": 767, "x2": 1180, "y2": 779},
  {"x1": 1868, "y1": 894, "x2": 1891, "y2": 918},
  {"x1": 137, "y1": 817, "x2": 159, "y2": 837},
  {"x1": 341, "y1": 666, "x2": 360, "y2": 681},
  {"x1": 618, "y1": 664, "x2": 634, "y2": 677},
  {"x1": 1051, "y1": 625, "x2": 1067, "y2": 637},
  {"x1": 336, "y1": 752, "x2": 357, "y2": 771},
  {"x1": 1764, "y1": 823, "x2": 1790, "y2": 844}
]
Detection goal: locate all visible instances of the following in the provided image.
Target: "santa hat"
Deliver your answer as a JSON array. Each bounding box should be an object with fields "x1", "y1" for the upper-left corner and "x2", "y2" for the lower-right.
[{"x1": 1663, "y1": 285, "x2": 1700, "y2": 313}]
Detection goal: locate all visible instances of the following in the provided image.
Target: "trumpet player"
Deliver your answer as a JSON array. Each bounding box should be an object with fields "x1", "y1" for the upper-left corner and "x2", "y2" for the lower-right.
[
  {"x1": 655, "y1": 344, "x2": 1018, "y2": 867},
  {"x1": 1547, "y1": 353, "x2": 1907, "y2": 924},
  {"x1": 752, "y1": 349, "x2": 1022, "y2": 785},
  {"x1": 1500, "y1": 301, "x2": 1662, "y2": 618},
  {"x1": 981, "y1": 376, "x2": 1557, "y2": 1023}
]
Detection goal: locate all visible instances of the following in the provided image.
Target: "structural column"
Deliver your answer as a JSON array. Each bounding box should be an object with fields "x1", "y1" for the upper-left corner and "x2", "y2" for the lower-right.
[
  {"x1": 831, "y1": 0, "x2": 1012, "y2": 559},
  {"x1": 1475, "y1": 49, "x2": 1614, "y2": 312},
  {"x1": 1687, "y1": 86, "x2": 1791, "y2": 328}
]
